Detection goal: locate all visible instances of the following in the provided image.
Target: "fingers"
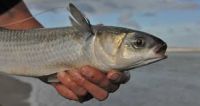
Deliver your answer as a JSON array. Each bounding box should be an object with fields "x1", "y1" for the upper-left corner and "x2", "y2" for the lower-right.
[
  {"x1": 80, "y1": 66, "x2": 119, "y2": 92},
  {"x1": 56, "y1": 70, "x2": 109, "y2": 101},
  {"x1": 57, "y1": 72, "x2": 87, "y2": 97},
  {"x1": 80, "y1": 66, "x2": 105, "y2": 84},
  {"x1": 53, "y1": 83, "x2": 79, "y2": 101},
  {"x1": 53, "y1": 66, "x2": 131, "y2": 102},
  {"x1": 68, "y1": 70, "x2": 109, "y2": 101},
  {"x1": 107, "y1": 70, "x2": 130, "y2": 84}
]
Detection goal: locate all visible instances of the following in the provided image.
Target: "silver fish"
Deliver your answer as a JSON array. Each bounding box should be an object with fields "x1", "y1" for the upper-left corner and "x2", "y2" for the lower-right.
[{"x1": 0, "y1": 3, "x2": 167, "y2": 82}]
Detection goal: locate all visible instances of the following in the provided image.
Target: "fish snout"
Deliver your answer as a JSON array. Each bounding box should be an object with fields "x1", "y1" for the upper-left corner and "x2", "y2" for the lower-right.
[{"x1": 155, "y1": 42, "x2": 167, "y2": 55}]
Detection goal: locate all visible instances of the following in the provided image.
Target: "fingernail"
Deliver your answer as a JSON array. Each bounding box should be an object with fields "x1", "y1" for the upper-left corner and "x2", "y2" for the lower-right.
[{"x1": 110, "y1": 73, "x2": 121, "y2": 81}]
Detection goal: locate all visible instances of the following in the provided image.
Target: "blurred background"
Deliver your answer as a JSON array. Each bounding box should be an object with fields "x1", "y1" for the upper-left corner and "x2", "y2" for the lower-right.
[
  {"x1": 24, "y1": 0, "x2": 200, "y2": 48},
  {"x1": 0, "y1": 0, "x2": 200, "y2": 106}
]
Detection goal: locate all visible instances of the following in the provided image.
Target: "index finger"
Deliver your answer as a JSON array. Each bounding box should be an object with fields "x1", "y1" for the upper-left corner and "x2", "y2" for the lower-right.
[
  {"x1": 67, "y1": 70, "x2": 108, "y2": 101},
  {"x1": 80, "y1": 66, "x2": 119, "y2": 92}
]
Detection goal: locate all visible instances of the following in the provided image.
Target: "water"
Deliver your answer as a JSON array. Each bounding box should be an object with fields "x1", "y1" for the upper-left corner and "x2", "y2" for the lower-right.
[{"x1": 0, "y1": 52, "x2": 200, "y2": 106}]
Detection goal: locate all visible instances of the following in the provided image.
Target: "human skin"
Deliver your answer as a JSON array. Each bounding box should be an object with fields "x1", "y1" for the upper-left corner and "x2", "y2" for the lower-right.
[{"x1": 0, "y1": 1, "x2": 130, "y2": 102}]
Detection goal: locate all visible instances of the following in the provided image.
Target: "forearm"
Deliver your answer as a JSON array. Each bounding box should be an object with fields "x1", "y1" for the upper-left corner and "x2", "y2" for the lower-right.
[
  {"x1": 0, "y1": 1, "x2": 43, "y2": 29},
  {"x1": 0, "y1": 1, "x2": 130, "y2": 102}
]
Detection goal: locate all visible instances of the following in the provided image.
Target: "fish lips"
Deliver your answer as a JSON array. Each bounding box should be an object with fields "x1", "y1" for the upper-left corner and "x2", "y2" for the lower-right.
[
  {"x1": 152, "y1": 43, "x2": 168, "y2": 61},
  {"x1": 154, "y1": 43, "x2": 167, "y2": 55}
]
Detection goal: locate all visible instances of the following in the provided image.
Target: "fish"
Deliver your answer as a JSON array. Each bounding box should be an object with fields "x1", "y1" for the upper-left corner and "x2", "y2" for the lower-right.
[{"x1": 0, "y1": 3, "x2": 167, "y2": 82}]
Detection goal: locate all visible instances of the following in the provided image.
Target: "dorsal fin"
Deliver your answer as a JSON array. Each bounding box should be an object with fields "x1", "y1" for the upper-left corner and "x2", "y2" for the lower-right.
[
  {"x1": 69, "y1": 16, "x2": 79, "y2": 27},
  {"x1": 68, "y1": 3, "x2": 94, "y2": 35}
]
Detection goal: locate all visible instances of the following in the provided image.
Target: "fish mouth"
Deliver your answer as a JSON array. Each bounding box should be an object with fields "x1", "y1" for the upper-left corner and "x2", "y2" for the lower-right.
[
  {"x1": 120, "y1": 43, "x2": 168, "y2": 71},
  {"x1": 122, "y1": 55, "x2": 167, "y2": 71},
  {"x1": 154, "y1": 43, "x2": 167, "y2": 55},
  {"x1": 140, "y1": 55, "x2": 167, "y2": 66},
  {"x1": 123, "y1": 44, "x2": 168, "y2": 71},
  {"x1": 154, "y1": 43, "x2": 168, "y2": 62}
]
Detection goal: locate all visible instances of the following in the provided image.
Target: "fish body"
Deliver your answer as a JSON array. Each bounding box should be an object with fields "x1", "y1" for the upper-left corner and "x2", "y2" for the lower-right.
[
  {"x1": 0, "y1": 27, "x2": 94, "y2": 76},
  {"x1": 0, "y1": 3, "x2": 167, "y2": 81}
]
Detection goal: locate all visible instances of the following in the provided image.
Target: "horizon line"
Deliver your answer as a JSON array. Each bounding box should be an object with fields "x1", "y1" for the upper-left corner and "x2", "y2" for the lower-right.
[{"x1": 167, "y1": 47, "x2": 200, "y2": 52}]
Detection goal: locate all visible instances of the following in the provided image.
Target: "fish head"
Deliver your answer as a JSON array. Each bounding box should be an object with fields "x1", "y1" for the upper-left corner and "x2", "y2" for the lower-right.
[
  {"x1": 67, "y1": 3, "x2": 167, "y2": 71},
  {"x1": 94, "y1": 26, "x2": 167, "y2": 71},
  {"x1": 116, "y1": 30, "x2": 167, "y2": 70}
]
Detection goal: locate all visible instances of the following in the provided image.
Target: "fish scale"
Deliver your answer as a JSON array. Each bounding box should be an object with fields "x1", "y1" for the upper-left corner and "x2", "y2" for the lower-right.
[
  {"x1": 0, "y1": 27, "x2": 91, "y2": 76},
  {"x1": 0, "y1": 3, "x2": 167, "y2": 82}
]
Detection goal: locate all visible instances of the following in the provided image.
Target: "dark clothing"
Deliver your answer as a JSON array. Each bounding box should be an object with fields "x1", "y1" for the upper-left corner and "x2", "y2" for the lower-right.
[{"x1": 0, "y1": 0, "x2": 22, "y2": 14}]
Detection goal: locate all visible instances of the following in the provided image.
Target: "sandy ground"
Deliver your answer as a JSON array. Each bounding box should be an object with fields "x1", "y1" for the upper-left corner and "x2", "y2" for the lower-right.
[{"x1": 0, "y1": 52, "x2": 200, "y2": 106}]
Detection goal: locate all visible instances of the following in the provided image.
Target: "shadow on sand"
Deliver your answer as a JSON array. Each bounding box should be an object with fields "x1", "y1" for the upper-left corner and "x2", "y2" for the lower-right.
[{"x1": 0, "y1": 74, "x2": 32, "y2": 106}]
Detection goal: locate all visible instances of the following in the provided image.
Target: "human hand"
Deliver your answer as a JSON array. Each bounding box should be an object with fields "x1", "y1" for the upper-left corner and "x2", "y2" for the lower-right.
[
  {"x1": 0, "y1": 1, "x2": 130, "y2": 102},
  {"x1": 52, "y1": 66, "x2": 130, "y2": 102}
]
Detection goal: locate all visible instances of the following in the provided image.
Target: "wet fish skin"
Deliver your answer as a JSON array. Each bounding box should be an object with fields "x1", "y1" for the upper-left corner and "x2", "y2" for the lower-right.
[
  {"x1": 0, "y1": 3, "x2": 167, "y2": 80},
  {"x1": 0, "y1": 27, "x2": 94, "y2": 76}
]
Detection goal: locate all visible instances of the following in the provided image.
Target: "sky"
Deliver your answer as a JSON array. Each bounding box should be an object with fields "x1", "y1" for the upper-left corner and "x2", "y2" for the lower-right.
[{"x1": 24, "y1": 0, "x2": 200, "y2": 48}]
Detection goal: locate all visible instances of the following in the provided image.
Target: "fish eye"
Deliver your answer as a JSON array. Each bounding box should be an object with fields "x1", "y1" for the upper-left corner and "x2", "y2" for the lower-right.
[{"x1": 131, "y1": 38, "x2": 145, "y2": 48}]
